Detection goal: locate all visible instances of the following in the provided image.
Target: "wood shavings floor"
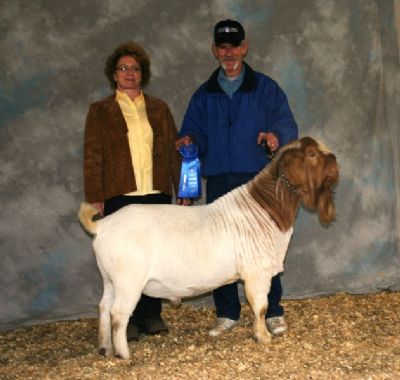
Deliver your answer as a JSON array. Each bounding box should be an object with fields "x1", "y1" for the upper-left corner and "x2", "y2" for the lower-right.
[{"x1": 1, "y1": 292, "x2": 399, "y2": 379}]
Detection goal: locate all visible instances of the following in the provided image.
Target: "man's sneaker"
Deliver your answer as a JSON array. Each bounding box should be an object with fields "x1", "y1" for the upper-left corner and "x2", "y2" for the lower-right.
[
  {"x1": 209, "y1": 317, "x2": 239, "y2": 337},
  {"x1": 266, "y1": 316, "x2": 287, "y2": 335}
]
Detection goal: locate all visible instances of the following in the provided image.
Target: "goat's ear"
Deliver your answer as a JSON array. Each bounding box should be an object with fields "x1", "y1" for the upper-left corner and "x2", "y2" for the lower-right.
[
  {"x1": 318, "y1": 183, "x2": 335, "y2": 224},
  {"x1": 318, "y1": 154, "x2": 339, "y2": 224}
]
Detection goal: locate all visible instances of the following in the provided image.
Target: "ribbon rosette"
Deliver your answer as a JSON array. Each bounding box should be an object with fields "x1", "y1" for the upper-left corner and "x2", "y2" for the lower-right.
[{"x1": 178, "y1": 144, "x2": 201, "y2": 198}]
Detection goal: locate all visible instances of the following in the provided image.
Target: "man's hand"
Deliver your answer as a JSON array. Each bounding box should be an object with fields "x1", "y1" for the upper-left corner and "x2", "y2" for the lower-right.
[{"x1": 257, "y1": 132, "x2": 279, "y2": 152}]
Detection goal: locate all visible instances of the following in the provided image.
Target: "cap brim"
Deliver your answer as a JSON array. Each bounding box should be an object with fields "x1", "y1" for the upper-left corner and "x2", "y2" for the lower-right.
[{"x1": 215, "y1": 35, "x2": 243, "y2": 46}]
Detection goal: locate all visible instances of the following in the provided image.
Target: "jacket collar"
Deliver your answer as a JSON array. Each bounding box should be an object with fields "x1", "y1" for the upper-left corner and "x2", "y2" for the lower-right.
[
  {"x1": 102, "y1": 92, "x2": 153, "y2": 109},
  {"x1": 205, "y1": 62, "x2": 257, "y2": 93},
  {"x1": 98, "y1": 92, "x2": 163, "y2": 136}
]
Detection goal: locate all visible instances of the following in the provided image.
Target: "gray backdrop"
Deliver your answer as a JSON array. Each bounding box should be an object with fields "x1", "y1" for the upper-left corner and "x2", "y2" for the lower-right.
[{"x1": 1, "y1": 0, "x2": 399, "y2": 331}]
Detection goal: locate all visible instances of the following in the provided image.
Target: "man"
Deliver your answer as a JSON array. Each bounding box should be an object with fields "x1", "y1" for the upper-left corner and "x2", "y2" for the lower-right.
[{"x1": 176, "y1": 20, "x2": 298, "y2": 336}]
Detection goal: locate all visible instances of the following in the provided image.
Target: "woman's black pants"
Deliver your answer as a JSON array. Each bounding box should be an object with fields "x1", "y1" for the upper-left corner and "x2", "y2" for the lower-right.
[{"x1": 104, "y1": 193, "x2": 172, "y2": 324}]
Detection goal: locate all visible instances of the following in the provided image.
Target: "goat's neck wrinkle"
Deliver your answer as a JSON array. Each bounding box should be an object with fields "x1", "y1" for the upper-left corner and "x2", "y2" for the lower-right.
[
  {"x1": 247, "y1": 170, "x2": 300, "y2": 232},
  {"x1": 209, "y1": 185, "x2": 288, "y2": 267}
]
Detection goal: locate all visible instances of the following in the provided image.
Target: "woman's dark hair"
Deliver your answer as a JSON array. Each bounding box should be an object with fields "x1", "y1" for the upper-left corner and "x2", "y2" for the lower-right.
[{"x1": 104, "y1": 41, "x2": 151, "y2": 89}]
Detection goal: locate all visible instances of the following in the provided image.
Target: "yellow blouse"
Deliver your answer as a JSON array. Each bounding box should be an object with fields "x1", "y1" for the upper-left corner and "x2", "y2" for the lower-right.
[{"x1": 116, "y1": 90, "x2": 160, "y2": 195}]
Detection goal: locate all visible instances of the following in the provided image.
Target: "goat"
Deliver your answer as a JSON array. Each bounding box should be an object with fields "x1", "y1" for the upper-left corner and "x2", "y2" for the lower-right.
[{"x1": 79, "y1": 137, "x2": 339, "y2": 359}]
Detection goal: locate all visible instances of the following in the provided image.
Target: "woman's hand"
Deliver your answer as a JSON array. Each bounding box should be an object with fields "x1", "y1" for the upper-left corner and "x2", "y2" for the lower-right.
[
  {"x1": 92, "y1": 202, "x2": 104, "y2": 216},
  {"x1": 176, "y1": 198, "x2": 193, "y2": 206},
  {"x1": 175, "y1": 135, "x2": 193, "y2": 150}
]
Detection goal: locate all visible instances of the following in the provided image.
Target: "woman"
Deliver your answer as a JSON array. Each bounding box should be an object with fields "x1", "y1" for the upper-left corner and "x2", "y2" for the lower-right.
[{"x1": 84, "y1": 41, "x2": 182, "y2": 340}]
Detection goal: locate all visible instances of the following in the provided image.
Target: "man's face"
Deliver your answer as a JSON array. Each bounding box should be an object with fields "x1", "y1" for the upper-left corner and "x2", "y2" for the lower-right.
[{"x1": 212, "y1": 41, "x2": 248, "y2": 77}]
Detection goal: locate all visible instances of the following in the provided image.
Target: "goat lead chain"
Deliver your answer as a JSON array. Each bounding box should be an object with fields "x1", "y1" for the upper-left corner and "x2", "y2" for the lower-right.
[{"x1": 280, "y1": 173, "x2": 299, "y2": 194}]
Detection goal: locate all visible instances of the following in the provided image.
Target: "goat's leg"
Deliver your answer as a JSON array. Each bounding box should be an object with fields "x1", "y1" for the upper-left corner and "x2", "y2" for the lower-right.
[
  {"x1": 111, "y1": 284, "x2": 142, "y2": 359},
  {"x1": 244, "y1": 276, "x2": 271, "y2": 344},
  {"x1": 97, "y1": 262, "x2": 114, "y2": 357},
  {"x1": 98, "y1": 278, "x2": 114, "y2": 357}
]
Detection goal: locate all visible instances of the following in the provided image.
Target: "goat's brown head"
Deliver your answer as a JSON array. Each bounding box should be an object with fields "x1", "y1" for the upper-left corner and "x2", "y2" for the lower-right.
[{"x1": 277, "y1": 137, "x2": 339, "y2": 224}]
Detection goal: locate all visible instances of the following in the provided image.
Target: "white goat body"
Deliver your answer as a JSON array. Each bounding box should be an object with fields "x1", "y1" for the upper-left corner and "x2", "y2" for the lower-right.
[
  {"x1": 93, "y1": 187, "x2": 292, "y2": 299},
  {"x1": 79, "y1": 137, "x2": 339, "y2": 359}
]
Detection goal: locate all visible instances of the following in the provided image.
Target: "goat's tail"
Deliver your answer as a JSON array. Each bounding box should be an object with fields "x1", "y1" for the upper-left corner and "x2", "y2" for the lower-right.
[{"x1": 78, "y1": 202, "x2": 99, "y2": 235}]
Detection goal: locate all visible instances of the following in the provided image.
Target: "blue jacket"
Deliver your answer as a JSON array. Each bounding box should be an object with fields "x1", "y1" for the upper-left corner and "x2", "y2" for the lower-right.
[{"x1": 180, "y1": 62, "x2": 298, "y2": 176}]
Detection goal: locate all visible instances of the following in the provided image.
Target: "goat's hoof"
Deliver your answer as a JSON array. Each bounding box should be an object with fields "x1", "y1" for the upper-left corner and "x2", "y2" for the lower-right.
[
  {"x1": 98, "y1": 347, "x2": 112, "y2": 357},
  {"x1": 255, "y1": 334, "x2": 272, "y2": 344},
  {"x1": 115, "y1": 353, "x2": 130, "y2": 360}
]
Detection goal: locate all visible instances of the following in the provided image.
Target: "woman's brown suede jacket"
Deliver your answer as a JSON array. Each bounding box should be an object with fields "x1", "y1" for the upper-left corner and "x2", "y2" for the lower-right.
[{"x1": 84, "y1": 93, "x2": 182, "y2": 203}]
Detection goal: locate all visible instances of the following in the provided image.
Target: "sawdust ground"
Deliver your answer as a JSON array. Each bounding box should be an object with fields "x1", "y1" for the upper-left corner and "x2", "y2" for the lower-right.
[{"x1": 1, "y1": 291, "x2": 399, "y2": 379}]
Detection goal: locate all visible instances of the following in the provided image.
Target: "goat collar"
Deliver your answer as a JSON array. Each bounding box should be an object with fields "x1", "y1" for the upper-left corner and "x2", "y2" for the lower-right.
[{"x1": 279, "y1": 173, "x2": 299, "y2": 195}]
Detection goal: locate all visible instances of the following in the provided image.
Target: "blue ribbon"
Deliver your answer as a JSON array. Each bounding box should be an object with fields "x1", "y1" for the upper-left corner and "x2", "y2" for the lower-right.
[{"x1": 178, "y1": 144, "x2": 201, "y2": 198}]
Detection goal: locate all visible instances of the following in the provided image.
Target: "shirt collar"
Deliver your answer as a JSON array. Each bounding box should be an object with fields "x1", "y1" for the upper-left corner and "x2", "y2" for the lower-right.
[
  {"x1": 115, "y1": 89, "x2": 144, "y2": 103},
  {"x1": 206, "y1": 62, "x2": 257, "y2": 93},
  {"x1": 217, "y1": 66, "x2": 245, "y2": 84}
]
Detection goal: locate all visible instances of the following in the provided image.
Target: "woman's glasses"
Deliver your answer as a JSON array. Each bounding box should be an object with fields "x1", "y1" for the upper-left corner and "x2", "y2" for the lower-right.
[{"x1": 116, "y1": 65, "x2": 141, "y2": 73}]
